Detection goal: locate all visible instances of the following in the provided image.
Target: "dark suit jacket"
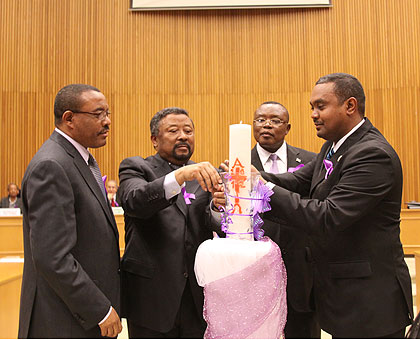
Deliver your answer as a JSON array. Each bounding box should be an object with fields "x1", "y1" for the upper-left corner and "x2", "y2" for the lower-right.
[
  {"x1": 18, "y1": 131, "x2": 121, "y2": 338},
  {"x1": 252, "y1": 144, "x2": 316, "y2": 313},
  {"x1": 117, "y1": 154, "x2": 213, "y2": 332},
  {"x1": 0, "y1": 196, "x2": 23, "y2": 210},
  {"x1": 262, "y1": 119, "x2": 413, "y2": 337}
]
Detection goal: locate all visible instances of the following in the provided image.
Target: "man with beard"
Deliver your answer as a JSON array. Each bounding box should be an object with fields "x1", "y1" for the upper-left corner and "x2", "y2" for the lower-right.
[{"x1": 117, "y1": 107, "x2": 221, "y2": 338}]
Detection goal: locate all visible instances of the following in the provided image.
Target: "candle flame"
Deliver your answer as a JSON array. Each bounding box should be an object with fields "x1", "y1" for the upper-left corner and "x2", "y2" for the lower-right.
[{"x1": 240, "y1": 121, "x2": 242, "y2": 124}]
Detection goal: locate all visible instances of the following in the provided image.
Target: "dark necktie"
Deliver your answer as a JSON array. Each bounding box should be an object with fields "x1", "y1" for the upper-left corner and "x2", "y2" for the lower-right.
[
  {"x1": 88, "y1": 154, "x2": 107, "y2": 200},
  {"x1": 325, "y1": 147, "x2": 335, "y2": 160}
]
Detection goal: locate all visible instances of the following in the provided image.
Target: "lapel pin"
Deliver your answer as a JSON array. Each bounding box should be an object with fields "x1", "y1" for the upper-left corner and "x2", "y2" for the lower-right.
[{"x1": 296, "y1": 158, "x2": 301, "y2": 163}]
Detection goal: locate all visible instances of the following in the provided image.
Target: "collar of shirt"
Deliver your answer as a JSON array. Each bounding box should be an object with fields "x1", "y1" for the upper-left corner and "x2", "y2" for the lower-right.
[
  {"x1": 331, "y1": 118, "x2": 366, "y2": 153},
  {"x1": 55, "y1": 128, "x2": 90, "y2": 164},
  {"x1": 257, "y1": 142, "x2": 287, "y2": 172}
]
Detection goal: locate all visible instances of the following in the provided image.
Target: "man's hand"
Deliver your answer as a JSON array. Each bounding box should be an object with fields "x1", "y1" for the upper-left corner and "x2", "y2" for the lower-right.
[
  {"x1": 99, "y1": 307, "x2": 122, "y2": 338},
  {"x1": 219, "y1": 160, "x2": 229, "y2": 173},
  {"x1": 212, "y1": 185, "x2": 225, "y2": 210},
  {"x1": 174, "y1": 162, "x2": 221, "y2": 192},
  {"x1": 221, "y1": 161, "x2": 266, "y2": 184}
]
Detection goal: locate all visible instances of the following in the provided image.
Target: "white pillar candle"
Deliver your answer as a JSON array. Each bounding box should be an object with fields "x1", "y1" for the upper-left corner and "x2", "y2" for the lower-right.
[{"x1": 227, "y1": 123, "x2": 253, "y2": 241}]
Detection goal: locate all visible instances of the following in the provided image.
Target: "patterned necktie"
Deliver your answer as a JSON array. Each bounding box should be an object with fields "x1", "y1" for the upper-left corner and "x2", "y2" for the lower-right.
[
  {"x1": 325, "y1": 147, "x2": 335, "y2": 160},
  {"x1": 88, "y1": 154, "x2": 107, "y2": 200},
  {"x1": 269, "y1": 154, "x2": 280, "y2": 174}
]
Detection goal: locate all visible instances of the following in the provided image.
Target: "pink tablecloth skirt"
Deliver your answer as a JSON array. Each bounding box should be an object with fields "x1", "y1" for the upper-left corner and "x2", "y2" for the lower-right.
[{"x1": 194, "y1": 237, "x2": 287, "y2": 339}]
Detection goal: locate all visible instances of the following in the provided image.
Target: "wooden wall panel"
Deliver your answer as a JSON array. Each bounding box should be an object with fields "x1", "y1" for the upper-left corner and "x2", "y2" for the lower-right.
[{"x1": 0, "y1": 0, "x2": 419, "y2": 204}]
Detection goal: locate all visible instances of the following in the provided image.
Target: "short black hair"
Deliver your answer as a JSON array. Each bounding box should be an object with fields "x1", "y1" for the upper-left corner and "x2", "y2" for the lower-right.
[
  {"x1": 256, "y1": 101, "x2": 289, "y2": 122},
  {"x1": 316, "y1": 73, "x2": 366, "y2": 115},
  {"x1": 150, "y1": 107, "x2": 192, "y2": 136},
  {"x1": 54, "y1": 84, "x2": 101, "y2": 125}
]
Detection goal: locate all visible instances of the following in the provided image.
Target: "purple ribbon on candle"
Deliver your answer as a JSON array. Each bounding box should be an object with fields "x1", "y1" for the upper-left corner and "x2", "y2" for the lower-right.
[
  {"x1": 219, "y1": 174, "x2": 274, "y2": 240},
  {"x1": 252, "y1": 213, "x2": 265, "y2": 240},
  {"x1": 323, "y1": 159, "x2": 333, "y2": 179},
  {"x1": 252, "y1": 180, "x2": 273, "y2": 215},
  {"x1": 251, "y1": 180, "x2": 274, "y2": 240},
  {"x1": 181, "y1": 187, "x2": 196, "y2": 205},
  {"x1": 219, "y1": 205, "x2": 233, "y2": 233},
  {"x1": 287, "y1": 164, "x2": 305, "y2": 173}
]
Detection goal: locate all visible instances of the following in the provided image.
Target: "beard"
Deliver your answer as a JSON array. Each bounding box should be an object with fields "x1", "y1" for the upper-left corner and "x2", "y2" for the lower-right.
[{"x1": 172, "y1": 142, "x2": 193, "y2": 162}]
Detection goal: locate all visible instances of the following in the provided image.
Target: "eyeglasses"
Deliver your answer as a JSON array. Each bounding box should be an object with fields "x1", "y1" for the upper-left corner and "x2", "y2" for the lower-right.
[
  {"x1": 71, "y1": 109, "x2": 111, "y2": 121},
  {"x1": 253, "y1": 118, "x2": 287, "y2": 127}
]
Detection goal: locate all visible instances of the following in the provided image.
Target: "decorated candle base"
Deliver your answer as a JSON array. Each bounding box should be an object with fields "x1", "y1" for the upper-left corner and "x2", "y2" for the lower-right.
[
  {"x1": 194, "y1": 237, "x2": 288, "y2": 339},
  {"x1": 220, "y1": 172, "x2": 273, "y2": 241}
]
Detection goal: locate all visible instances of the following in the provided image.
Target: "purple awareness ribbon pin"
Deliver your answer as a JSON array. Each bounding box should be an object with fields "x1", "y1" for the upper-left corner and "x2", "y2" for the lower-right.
[
  {"x1": 323, "y1": 159, "x2": 333, "y2": 179},
  {"x1": 287, "y1": 164, "x2": 305, "y2": 173},
  {"x1": 181, "y1": 187, "x2": 196, "y2": 205}
]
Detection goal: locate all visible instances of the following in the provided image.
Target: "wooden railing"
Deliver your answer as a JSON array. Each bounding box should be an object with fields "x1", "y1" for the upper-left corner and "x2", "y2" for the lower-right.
[{"x1": 2, "y1": 209, "x2": 419, "y2": 256}]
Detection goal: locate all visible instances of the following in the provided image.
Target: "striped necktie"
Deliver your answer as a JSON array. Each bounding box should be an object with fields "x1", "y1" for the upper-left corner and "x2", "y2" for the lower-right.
[
  {"x1": 88, "y1": 154, "x2": 107, "y2": 200},
  {"x1": 325, "y1": 147, "x2": 335, "y2": 160}
]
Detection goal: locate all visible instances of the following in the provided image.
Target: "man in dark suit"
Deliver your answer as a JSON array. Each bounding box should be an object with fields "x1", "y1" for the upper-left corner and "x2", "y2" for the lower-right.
[
  {"x1": 0, "y1": 182, "x2": 23, "y2": 210},
  {"x1": 117, "y1": 107, "x2": 221, "y2": 338},
  {"x1": 18, "y1": 84, "x2": 122, "y2": 338},
  {"x1": 251, "y1": 101, "x2": 319, "y2": 338},
  {"x1": 260, "y1": 73, "x2": 413, "y2": 338}
]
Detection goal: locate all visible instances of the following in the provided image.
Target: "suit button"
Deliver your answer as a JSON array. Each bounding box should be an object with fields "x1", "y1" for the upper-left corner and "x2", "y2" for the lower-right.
[
  {"x1": 183, "y1": 272, "x2": 189, "y2": 278},
  {"x1": 118, "y1": 269, "x2": 121, "y2": 274}
]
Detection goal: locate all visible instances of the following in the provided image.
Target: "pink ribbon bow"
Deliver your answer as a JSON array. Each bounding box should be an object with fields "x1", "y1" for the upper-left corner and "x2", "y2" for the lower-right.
[
  {"x1": 287, "y1": 164, "x2": 305, "y2": 173},
  {"x1": 181, "y1": 187, "x2": 196, "y2": 205},
  {"x1": 323, "y1": 159, "x2": 333, "y2": 179}
]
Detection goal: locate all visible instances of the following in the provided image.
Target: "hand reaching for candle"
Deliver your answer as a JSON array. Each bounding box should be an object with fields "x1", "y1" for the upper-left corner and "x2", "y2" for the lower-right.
[
  {"x1": 212, "y1": 186, "x2": 225, "y2": 210},
  {"x1": 219, "y1": 160, "x2": 229, "y2": 173},
  {"x1": 174, "y1": 162, "x2": 221, "y2": 192}
]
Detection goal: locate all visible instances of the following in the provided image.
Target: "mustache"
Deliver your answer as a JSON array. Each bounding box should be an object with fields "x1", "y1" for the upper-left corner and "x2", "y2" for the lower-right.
[
  {"x1": 99, "y1": 127, "x2": 110, "y2": 134},
  {"x1": 173, "y1": 142, "x2": 191, "y2": 151}
]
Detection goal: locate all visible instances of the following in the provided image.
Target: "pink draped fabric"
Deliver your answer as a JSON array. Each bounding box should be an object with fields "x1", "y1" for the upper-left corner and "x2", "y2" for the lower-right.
[{"x1": 203, "y1": 237, "x2": 287, "y2": 339}]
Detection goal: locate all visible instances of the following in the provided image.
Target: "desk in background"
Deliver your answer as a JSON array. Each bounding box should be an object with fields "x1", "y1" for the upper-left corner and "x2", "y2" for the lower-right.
[
  {"x1": 0, "y1": 261, "x2": 23, "y2": 339},
  {"x1": 0, "y1": 213, "x2": 126, "y2": 257},
  {"x1": 0, "y1": 208, "x2": 419, "y2": 338}
]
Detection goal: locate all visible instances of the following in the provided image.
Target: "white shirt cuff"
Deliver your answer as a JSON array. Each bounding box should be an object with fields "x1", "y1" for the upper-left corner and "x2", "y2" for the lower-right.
[
  {"x1": 210, "y1": 200, "x2": 222, "y2": 223},
  {"x1": 265, "y1": 182, "x2": 275, "y2": 190},
  {"x1": 164, "y1": 171, "x2": 182, "y2": 200},
  {"x1": 98, "y1": 306, "x2": 112, "y2": 325}
]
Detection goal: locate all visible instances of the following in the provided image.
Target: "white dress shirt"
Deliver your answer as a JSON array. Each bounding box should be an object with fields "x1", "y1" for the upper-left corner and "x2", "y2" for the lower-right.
[
  {"x1": 257, "y1": 142, "x2": 288, "y2": 174},
  {"x1": 330, "y1": 118, "x2": 366, "y2": 154}
]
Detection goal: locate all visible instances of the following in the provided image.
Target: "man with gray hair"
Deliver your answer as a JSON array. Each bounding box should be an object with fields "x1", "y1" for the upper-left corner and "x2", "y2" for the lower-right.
[{"x1": 118, "y1": 107, "x2": 221, "y2": 338}]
